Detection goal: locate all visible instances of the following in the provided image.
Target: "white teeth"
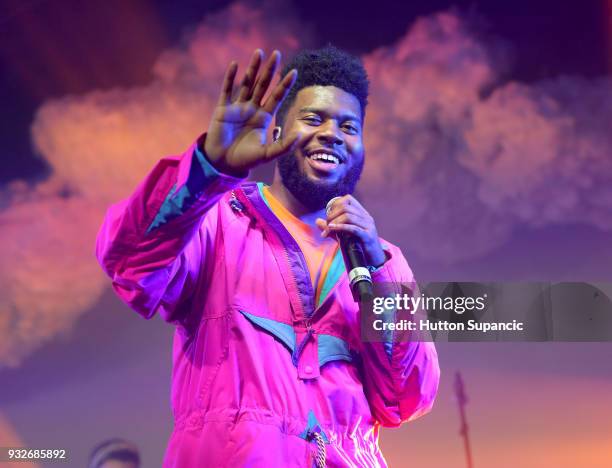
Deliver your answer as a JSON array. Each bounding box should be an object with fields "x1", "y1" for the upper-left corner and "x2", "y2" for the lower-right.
[{"x1": 310, "y1": 152, "x2": 339, "y2": 164}]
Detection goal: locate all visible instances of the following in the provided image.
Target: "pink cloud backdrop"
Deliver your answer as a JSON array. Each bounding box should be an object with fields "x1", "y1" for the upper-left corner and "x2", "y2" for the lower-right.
[{"x1": 1, "y1": 2, "x2": 611, "y2": 466}]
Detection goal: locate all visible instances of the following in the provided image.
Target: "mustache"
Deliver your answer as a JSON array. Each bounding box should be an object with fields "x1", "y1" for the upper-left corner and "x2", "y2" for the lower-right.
[{"x1": 277, "y1": 151, "x2": 364, "y2": 211}]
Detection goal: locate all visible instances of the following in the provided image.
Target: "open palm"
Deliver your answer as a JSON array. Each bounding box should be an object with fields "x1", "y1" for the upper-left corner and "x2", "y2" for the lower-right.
[{"x1": 204, "y1": 50, "x2": 299, "y2": 176}]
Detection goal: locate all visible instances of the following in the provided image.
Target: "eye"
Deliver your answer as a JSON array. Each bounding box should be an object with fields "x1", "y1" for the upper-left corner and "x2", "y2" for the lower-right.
[
  {"x1": 342, "y1": 122, "x2": 359, "y2": 134},
  {"x1": 302, "y1": 116, "x2": 322, "y2": 126}
]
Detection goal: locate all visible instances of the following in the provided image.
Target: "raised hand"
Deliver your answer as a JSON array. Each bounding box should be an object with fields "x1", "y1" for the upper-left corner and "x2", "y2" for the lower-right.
[{"x1": 204, "y1": 49, "x2": 300, "y2": 177}]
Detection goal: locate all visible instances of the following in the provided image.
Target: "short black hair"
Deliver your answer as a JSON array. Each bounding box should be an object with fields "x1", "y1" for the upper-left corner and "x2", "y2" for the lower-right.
[
  {"x1": 89, "y1": 438, "x2": 140, "y2": 468},
  {"x1": 276, "y1": 45, "x2": 369, "y2": 126}
]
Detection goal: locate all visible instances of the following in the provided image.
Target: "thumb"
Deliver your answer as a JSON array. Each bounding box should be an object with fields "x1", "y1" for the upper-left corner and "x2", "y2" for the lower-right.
[
  {"x1": 315, "y1": 218, "x2": 327, "y2": 230},
  {"x1": 264, "y1": 132, "x2": 302, "y2": 161},
  {"x1": 315, "y1": 217, "x2": 330, "y2": 237}
]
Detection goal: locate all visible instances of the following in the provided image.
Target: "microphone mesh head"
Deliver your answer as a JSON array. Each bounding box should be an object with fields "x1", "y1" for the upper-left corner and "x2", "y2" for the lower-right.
[{"x1": 326, "y1": 196, "x2": 343, "y2": 216}]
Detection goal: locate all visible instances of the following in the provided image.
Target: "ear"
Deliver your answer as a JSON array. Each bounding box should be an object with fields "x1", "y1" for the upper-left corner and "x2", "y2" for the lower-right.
[{"x1": 272, "y1": 126, "x2": 282, "y2": 142}]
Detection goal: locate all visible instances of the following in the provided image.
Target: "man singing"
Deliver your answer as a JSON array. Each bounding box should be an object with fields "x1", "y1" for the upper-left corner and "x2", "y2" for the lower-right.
[{"x1": 96, "y1": 45, "x2": 439, "y2": 467}]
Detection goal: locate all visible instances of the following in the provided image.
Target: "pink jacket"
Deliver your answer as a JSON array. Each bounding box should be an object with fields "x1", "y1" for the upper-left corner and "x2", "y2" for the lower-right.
[{"x1": 96, "y1": 137, "x2": 440, "y2": 467}]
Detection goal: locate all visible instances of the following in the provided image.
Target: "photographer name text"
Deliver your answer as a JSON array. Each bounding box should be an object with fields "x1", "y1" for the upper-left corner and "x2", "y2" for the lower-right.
[{"x1": 372, "y1": 318, "x2": 525, "y2": 332}]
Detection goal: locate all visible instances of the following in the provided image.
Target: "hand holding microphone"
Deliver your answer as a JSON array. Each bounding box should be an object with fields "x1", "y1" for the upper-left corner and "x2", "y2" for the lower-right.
[{"x1": 316, "y1": 196, "x2": 387, "y2": 302}]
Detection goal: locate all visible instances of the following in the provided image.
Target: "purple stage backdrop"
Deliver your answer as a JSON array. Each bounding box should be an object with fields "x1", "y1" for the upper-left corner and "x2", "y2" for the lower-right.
[{"x1": 1, "y1": 1, "x2": 611, "y2": 466}]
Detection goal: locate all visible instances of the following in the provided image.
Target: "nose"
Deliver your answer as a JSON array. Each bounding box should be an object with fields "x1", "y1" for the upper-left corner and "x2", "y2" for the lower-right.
[{"x1": 316, "y1": 121, "x2": 344, "y2": 147}]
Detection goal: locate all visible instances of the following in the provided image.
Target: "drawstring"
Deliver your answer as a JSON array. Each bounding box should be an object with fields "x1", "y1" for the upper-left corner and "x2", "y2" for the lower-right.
[
  {"x1": 312, "y1": 431, "x2": 327, "y2": 468},
  {"x1": 229, "y1": 190, "x2": 244, "y2": 213},
  {"x1": 300, "y1": 411, "x2": 328, "y2": 467}
]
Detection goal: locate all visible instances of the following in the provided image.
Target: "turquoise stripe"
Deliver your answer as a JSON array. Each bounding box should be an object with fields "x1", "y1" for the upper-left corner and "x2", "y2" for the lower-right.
[
  {"x1": 239, "y1": 310, "x2": 296, "y2": 352},
  {"x1": 257, "y1": 182, "x2": 271, "y2": 209},
  {"x1": 240, "y1": 311, "x2": 353, "y2": 367},
  {"x1": 317, "y1": 249, "x2": 345, "y2": 307},
  {"x1": 298, "y1": 410, "x2": 330, "y2": 444},
  {"x1": 318, "y1": 334, "x2": 352, "y2": 366},
  {"x1": 146, "y1": 146, "x2": 221, "y2": 234}
]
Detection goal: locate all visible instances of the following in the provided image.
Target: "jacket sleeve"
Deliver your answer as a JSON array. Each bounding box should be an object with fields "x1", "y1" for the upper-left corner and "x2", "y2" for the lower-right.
[
  {"x1": 360, "y1": 245, "x2": 440, "y2": 427},
  {"x1": 95, "y1": 136, "x2": 246, "y2": 324}
]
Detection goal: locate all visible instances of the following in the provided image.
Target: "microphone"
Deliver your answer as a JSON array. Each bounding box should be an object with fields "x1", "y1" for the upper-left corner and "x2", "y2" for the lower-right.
[{"x1": 326, "y1": 197, "x2": 374, "y2": 303}]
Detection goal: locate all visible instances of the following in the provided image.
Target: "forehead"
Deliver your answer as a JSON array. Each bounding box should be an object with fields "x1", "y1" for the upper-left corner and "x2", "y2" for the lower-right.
[{"x1": 290, "y1": 86, "x2": 362, "y2": 120}]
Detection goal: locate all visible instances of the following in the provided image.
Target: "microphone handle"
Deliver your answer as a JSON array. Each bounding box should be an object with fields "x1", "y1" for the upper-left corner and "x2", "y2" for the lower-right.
[
  {"x1": 340, "y1": 234, "x2": 374, "y2": 303},
  {"x1": 325, "y1": 197, "x2": 373, "y2": 302}
]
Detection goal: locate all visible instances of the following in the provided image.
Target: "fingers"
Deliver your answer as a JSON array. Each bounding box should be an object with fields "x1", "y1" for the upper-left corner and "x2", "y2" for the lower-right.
[
  {"x1": 237, "y1": 49, "x2": 264, "y2": 102},
  {"x1": 323, "y1": 213, "x2": 370, "y2": 235},
  {"x1": 251, "y1": 50, "x2": 281, "y2": 105},
  {"x1": 327, "y1": 205, "x2": 366, "y2": 224},
  {"x1": 326, "y1": 195, "x2": 366, "y2": 221},
  {"x1": 217, "y1": 61, "x2": 238, "y2": 106},
  {"x1": 322, "y1": 222, "x2": 368, "y2": 241},
  {"x1": 262, "y1": 68, "x2": 298, "y2": 115},
  {"x1": 264, "y1": 131, "x2": 302, "y2": 161},
  {"x1": 322, "y1": 195, "x2": 373, "y2": 239},
  {"x1": 218, "y1": 49, "x2": 297, "y2": 114},
  {"x1": 317, "y1": 211, "x2": 369, "y2": 238}
]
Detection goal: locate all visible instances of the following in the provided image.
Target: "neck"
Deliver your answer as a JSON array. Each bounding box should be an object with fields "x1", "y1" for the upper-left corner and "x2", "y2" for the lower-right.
[{"x1": 269, "y1": 177, "x2": 326, "y2": 227}]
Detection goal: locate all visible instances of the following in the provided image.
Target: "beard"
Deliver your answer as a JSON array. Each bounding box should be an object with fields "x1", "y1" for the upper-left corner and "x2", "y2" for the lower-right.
[{"x1": 277, "y1": 152, "x2": 364, "y2": 211}]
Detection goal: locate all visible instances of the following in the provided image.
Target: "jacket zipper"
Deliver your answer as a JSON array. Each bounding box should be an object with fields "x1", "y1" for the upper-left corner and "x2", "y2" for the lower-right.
[{"x1": 237, "y1": 185, "x2": 315, "y2": 324}]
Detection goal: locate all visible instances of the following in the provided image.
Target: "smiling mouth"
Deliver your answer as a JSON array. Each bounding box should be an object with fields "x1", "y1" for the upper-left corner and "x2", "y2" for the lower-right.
[
  {"x1": 305, "y1": 150, "x2": 345, "y2": 174},
  {"x1": 308, "y1": 151, "x2": 341, "y2": 164},
  {"x1": 305, "y1": 152, "x2": 343, "y2": 175}
]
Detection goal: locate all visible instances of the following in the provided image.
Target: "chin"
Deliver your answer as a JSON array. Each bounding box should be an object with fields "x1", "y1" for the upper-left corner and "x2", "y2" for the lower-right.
[
  {"x1": 278, "y1": 152, "x2": 361, "y2": 209},
  {"x1": 302, "y1": 164, "x2": 346, "y2": 184},
  {"x1": 305, "y1": 173, "x2": 342, "y2": 187}
]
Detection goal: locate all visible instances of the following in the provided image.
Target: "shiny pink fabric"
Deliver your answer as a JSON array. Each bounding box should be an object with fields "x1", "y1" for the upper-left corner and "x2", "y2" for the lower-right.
[{"x1": 96, "y1": 140, "x2": 440, "y2": 467}]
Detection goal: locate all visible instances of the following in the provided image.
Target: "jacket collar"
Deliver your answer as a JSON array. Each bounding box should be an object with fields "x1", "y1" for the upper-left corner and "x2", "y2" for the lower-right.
[
  {"x1": 235, "y1": 182, "x2": 349, "y2": 324},
  {"x1": 236, "y1": 182, "x2": 315, "y2": 322}
]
